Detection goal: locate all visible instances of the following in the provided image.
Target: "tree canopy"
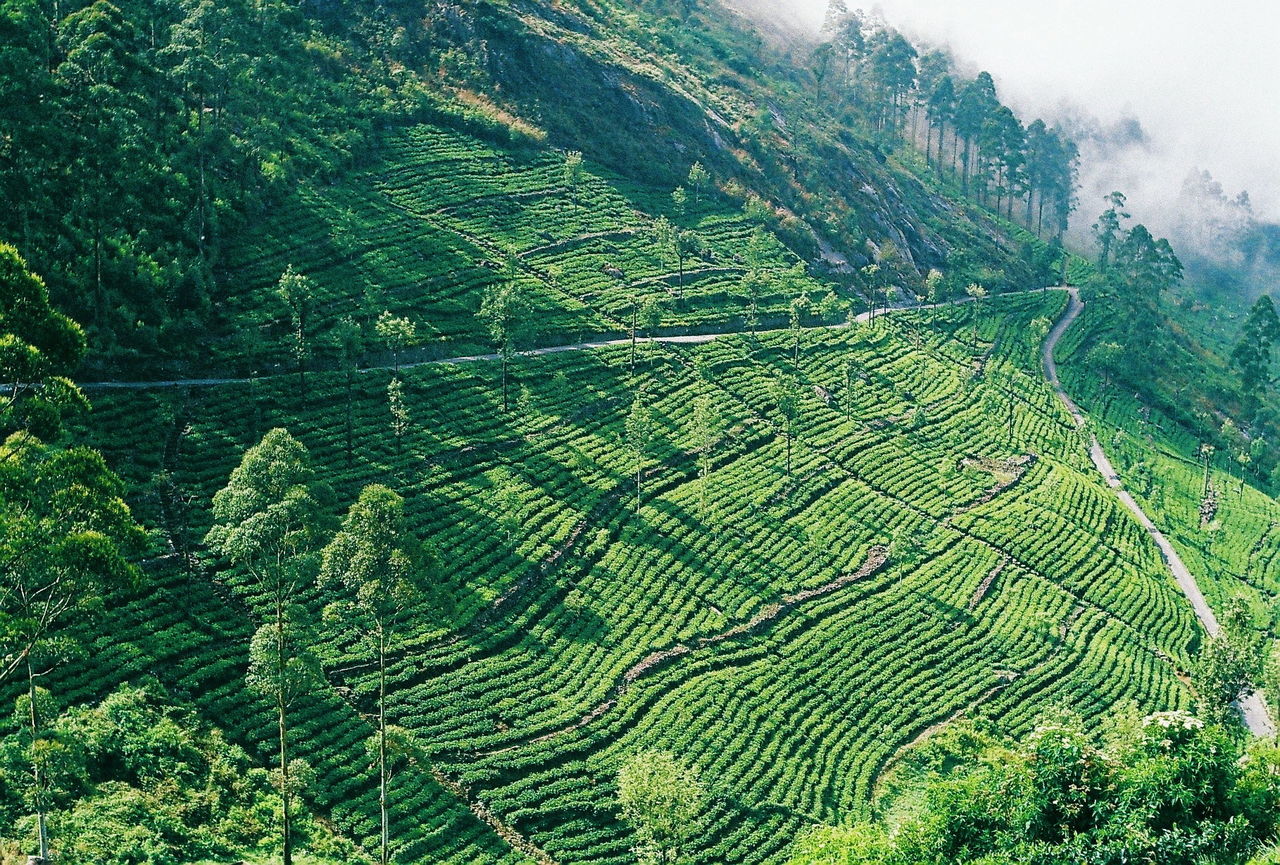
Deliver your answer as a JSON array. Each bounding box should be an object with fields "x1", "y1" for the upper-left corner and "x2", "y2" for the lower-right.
[
  {"x1": 789, "y1": 711, "x2": 1280, "y2": 865},
  {"x1": 0, "y1": 244, "x2": 88, "y2": 439}
]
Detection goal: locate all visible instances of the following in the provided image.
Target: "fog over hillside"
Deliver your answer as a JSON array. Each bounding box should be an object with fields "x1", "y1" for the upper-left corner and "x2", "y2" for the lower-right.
[{"x1": 744, "y1": 1, "x2": 1279, "y2": 230}]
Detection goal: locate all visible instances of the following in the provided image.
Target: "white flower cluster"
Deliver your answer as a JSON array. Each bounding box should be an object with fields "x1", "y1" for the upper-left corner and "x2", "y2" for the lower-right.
[{"x1": 1142, "y1": 710, "x2": 1204, "y2": 731}]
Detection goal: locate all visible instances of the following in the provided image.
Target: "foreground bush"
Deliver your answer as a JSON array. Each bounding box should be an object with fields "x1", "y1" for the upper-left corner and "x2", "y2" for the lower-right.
[{"x1": 790, "y1": 710, "x2": 1280, "y2": 865}]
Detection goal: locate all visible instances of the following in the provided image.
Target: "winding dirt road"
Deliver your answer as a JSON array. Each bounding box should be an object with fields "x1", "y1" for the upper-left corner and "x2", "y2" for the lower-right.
[{"x1": 1043, "y1": 287, "x2": 1275, "y2": 737}]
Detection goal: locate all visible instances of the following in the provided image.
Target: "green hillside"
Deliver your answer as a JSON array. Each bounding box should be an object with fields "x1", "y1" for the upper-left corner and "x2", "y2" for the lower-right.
[
  {"x1": 3, "y1": 0, "x2": 1280, "y2": 862},
  {"x1": 62, "y1": 290, "x2": 1206, "y2": 862}
]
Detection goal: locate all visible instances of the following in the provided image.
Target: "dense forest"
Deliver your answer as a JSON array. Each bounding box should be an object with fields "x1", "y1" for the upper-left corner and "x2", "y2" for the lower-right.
[{"x1": 4, "y1": 0, "x2": 1280, "y2": 863}]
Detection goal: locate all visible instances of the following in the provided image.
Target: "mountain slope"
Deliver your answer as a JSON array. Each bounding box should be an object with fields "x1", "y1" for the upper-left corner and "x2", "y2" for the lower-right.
[
  {"x1": 72, "y1": 291, "x2": 1204, "y2": 862},
  {"x1": 7, "y1": 0, "x2": 1275, "y2": 862}
]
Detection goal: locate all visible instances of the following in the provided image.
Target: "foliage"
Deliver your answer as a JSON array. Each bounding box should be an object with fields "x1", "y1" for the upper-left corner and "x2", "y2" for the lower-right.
[
  {"x1": 387, "y1": 377, "x2": 410, "y2": 453},
  {"x1": 319, "y1": 483, "x2": 434, "y2": 865},
  {"x1": 277, "y1": 267, "x2": 314, "y2": 395},
  {"x1": 1092, "y1": 191, "x2": 1130, "y2": 272},
  {"x1": 4, "y1": 0, "x2": 1252, "y2": 862},
  {"x1": 375, "y1": 313, "x2": 416, "y2": 375},
  {"x1": 617, "y1": 750, "x2": 705, "y2": 865},
  {"x1": 78, "y1": 291, "x2": 1208, "y2": 863},
  {"x1": 204, "y1": 427, "x2": 327, "y2": 865},
  {"x1": 0, "y1": 429, "x2": 146, "y2": 856},
  {"x1": 204, "y1": 428, "x2": 326, "y2": 591},
  {"x1": 0, "y1": 244, "x2": 87, "y2": 440},
  {"x1": 478, "y1": 281, "x2": 532, "y2": 412},
  {"x1": 626, "y1": 390, "x2": 656, "y2": 513},
  {"x1": 1195, "y1": 599, "x2": 1265, "y2": 726},
  {"x1": 0, "y1": 0, "x2": 443, "y2": 366},
  {"x1": 0, "y1": 682, "x2": 354, "y2": 864},
  {"x1": 789, "y1": 709, "x2": 1280, "y2": 865},
  {"x1": 0, "y1": 433, "x2": 146, "y2": 684},
  {"x1": 1231, "y1": 295, "x2": 1280, "y2": 414}
]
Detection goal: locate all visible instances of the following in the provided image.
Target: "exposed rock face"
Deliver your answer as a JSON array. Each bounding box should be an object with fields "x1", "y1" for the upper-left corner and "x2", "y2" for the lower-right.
[{"x1": 430, "y1": 1, "x2": 1026, "y2": 284}]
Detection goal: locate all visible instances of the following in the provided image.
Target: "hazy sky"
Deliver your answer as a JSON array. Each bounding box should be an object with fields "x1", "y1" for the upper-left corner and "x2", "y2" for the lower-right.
[{"x1": 785, "y1": 0, "x2": 1280, "y2": 221}]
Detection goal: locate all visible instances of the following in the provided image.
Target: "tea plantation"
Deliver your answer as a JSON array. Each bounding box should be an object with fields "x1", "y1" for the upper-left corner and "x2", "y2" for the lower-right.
[
  {"x1": 74, "y1": 283, "x2": 1204, "y2": 862},
  {"x1": 6, "y1": 0, "x2": 1280, "y2": 858}
]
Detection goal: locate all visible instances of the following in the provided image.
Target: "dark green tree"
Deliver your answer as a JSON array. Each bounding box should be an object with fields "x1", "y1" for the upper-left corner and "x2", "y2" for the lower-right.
[
  {"x1": 865, "y1": 30, "x2": 916, "y2": 133},
  {"x1": 925, "y1": 74, "x2": 956, "y2": 169},
  {"x1": 640, "y1": 296, "x2": 664, "y2": 371},
  {"x1": 276, "y1": 266, "x2": 313, "y2": 401},
  {"x1": 1195, "y1": 599, "x2": 1264, "y2": 727},
  {"x1": 671, "y1": 186, "x2": 688, "y2": 223},
  {"x1": 0, "y1": 244, "x2": 88, "y2": 440},
  {"x1": 478, "y1": 281, "x2": 532, "y2": 412},
  {"x1": 954, "y1": 72, "x2": 998, "y2": 193},
  {"x1": 912, "y1": 48, "x2": 950, "y2": 149},
  {"x1": 772, "y1": 376, "x2": 800, "y2": 479},
  {"x1": 687, "y1": 162, "x2": 709, "y2": 207},
  {"x1": 789, "y1": 295, "x2": 809, "y2": 368},
  {"x1": 809, "y1": 40, "x2": 834, "y2": 98},
  {"x1": 0, "y1": 433, "x2": 145, "y2": 860},
  {"x1": 387, "y1": 376, "x2": 410, "y2": 455},
  {"x1": 1231, "y1": 295, "x2": 1280, "y2": 413},
  {"x1": 563, "y1": 150, "x2": 584, "y2": 214},
  {"x1": 320, "y1": 484, "x2": 433, "y2": 865},
  {"x1": 204, "y1": 428, "x2": 325, "y2": 865},
  {"x1": 55, "y1": 0, "x2": 149, "y2": 329},
  {"x1": 375, "y1": 311, "x2": 416, "y2": 375},
  {"x1": 626, "y1": 391, "x2": 655, "y2": 515},
  {"x1": 978, "y1": 105, "x2": 1025, "y2": 216},
  {"x1": 1092, "y1": 191, "x2": 1130, "y2": 272}
]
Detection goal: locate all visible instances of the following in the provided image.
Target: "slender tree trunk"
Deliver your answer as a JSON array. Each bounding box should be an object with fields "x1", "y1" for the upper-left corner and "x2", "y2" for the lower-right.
[
  {"x1": 19, "y1": 200, "x2": 30, "y2": 264},
  {"x1": 700, "y1": 449, "x2": 710, "y2": 517},
  {"x1": 28, "y1": 657, "x2": 49, "y2": 863},
  {"x1": 501, "y1": 354, "x2": 509, "y2": 412},
  {"x1": 93, "y1": 205, "x2": 104, "y2": 328},
  {"x1": 198, "y1": 104, "x2": 207, "y2": 265},
  {"x1": 345, "y1": 366, "x2": 354, "y2": 465},
  {"x1": 630, "y1": 303, "x2": 637, "y2": 373},
  {"x1": 277, "y1": 602, "x2": 293, "y2": 865},
  {"x1": 379, "y1": 635, "x2": 389, "y2": 865}
]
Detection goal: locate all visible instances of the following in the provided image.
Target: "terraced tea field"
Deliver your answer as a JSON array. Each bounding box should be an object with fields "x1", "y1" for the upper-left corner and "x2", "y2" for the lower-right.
[
  {"x1": 73, "y1": 290, "x2": 1207, "y2": 862},
  {"x1": 1055, "y1": 300, "x2": 1280, "y2": 638},
  {"x1": 212, "y1": 123, "x2": 836, "y2": 376}
]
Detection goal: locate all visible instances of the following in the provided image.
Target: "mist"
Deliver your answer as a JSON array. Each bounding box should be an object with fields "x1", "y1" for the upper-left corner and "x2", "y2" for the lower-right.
[{"x1": 754, "y1": 0, "x2": 1280, "y2": 235}]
